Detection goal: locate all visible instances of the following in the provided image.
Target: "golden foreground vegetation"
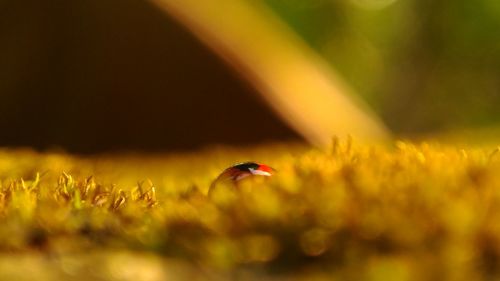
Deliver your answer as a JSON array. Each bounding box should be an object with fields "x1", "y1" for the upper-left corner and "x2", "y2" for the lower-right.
[{"x1": 1, "y1": 139, "x2": 500, "y2": 280}]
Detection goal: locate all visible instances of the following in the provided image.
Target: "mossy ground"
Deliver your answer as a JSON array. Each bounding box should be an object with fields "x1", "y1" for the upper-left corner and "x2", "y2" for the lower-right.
[{"x1": 1, "y1": 139, "x2": 500, "y2": 280}]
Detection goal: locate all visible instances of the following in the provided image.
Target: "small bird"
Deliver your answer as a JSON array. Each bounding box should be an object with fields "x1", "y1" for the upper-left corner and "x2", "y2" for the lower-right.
[{"x1": 209, "y1": 162, "x2": 275, "y2": 194}]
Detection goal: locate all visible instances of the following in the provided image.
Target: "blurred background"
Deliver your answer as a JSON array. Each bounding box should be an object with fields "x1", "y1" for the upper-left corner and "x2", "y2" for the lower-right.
[
  {"x1": 1, "y1": 0, "x2": 499, "y2": 153},
  {"x1": 263, "y1": 0, "x2": 500, "y2": 135}
]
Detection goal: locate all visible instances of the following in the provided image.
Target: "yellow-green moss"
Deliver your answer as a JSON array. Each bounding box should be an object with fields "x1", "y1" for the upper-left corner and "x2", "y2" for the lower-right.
[{"x1": 0, "y1": 140, "x2": 500, "y2": 280}]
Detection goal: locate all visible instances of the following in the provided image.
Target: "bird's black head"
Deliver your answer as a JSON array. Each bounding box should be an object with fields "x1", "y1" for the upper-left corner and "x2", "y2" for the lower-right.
[{"x1": 232, "y1": 162, "x2": 260, "y2": 172}]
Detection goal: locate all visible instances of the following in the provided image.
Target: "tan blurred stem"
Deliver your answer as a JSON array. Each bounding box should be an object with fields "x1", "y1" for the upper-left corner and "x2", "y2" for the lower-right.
[{"x1": 148, "y1": 0, "x2": 391, "y2": 146}]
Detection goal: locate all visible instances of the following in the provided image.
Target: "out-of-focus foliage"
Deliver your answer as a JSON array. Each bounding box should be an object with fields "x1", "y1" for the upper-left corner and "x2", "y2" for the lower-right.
[
  {"x1": 263, "y1": 0, "x2": 500, "y2": 134},
  {"x1": 1, "y1": 140, "x2": 500, "y2": 280}
]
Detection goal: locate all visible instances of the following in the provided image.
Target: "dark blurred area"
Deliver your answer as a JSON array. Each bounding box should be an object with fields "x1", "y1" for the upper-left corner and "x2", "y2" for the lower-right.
[{"x1": 0, "y1": 0, "x2": 299, "y2": 153}]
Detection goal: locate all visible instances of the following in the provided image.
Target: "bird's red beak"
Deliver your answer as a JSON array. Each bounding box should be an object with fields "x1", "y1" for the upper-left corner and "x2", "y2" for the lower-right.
[{"x1": 258, "y1": 164, "x2": 275, "y2": 174}]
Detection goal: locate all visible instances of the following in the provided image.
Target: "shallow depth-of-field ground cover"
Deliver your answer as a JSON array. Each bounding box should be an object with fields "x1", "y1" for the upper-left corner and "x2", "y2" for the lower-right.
[{"x1": 1, "y1": 139, "x2": 500, "y2": 280}]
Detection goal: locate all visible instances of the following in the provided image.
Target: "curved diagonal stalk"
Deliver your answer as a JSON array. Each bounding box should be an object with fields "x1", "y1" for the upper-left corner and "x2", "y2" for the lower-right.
[{"x1": 149, "y1": 0, "x2": 391, "y2": 146}]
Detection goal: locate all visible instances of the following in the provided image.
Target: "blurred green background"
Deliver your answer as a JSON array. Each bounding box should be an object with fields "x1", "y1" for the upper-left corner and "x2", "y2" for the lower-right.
[
  {"x1": 1, "y1": 0, "x2": 499, "y2": 152},
  {"x1": 264, "y1": 0, "x2": 500, "y2": 134}
]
